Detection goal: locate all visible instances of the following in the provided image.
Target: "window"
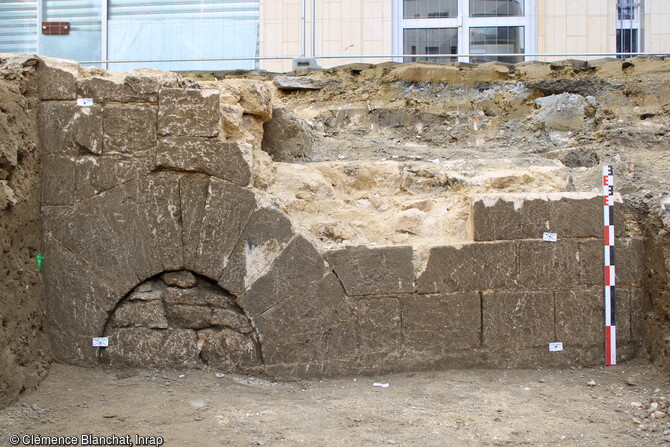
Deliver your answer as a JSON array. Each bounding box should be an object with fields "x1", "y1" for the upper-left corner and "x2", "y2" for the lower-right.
[
  {"x1": 616, "y1": 0, "x2": 641, "y2": 57},
  {"x1": 397, "y1": 0, "x2": 533, "y2": 63},
  {"x1": 470, "y1": 26, "x2": 524, "y2": 63},
  {"x1": 404, "y1": 28, "x2": 458, "y2": 62}
]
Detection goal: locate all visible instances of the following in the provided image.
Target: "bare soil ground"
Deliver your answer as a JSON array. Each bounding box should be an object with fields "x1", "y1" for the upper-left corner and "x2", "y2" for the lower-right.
[{"x1": 1, "y1": 360, "x2": 669, "y2": 447}]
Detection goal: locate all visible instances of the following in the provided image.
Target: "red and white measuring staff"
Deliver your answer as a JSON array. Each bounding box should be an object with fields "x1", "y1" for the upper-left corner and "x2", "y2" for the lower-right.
[{"x1": 603, "y1": 165, "x2": 616, "y2": 366}]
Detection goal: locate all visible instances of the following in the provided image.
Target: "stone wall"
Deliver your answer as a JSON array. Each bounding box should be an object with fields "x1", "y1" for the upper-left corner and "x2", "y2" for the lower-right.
[
  {"x1": 0, "y1": 54, "x2": 50, "y2": 408},
  {"x1": 35, "y1": 56, "x2": 648, "y2": 377}
]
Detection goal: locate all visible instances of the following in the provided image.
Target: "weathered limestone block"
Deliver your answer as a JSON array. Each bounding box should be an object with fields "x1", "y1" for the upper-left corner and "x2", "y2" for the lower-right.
[
  {"x1": 75, "y1": 154, "x2": 151, "y2": 201},
  {"x1": 93, "y1": 180, "x2": 158, "y2": 281},
  {"x1": 180, "y1": 174, "x2": 210, "y2": 271},
  {"x1": 155, "y1": 137, "x2": 251, "y2": 185},
  {"x1": 325, "y1": 246, "x2": 414, "y2": 296},
  {"x1": 472, "y1": 63, "x2": 511, "y2": 83},
  {"x1": 128, "y1": 281, "x2": 164, "y2": 301},
  {"x1": 39, "y1": 102, "x2": 76, "y2": 156},
  {"x1": 125, "y1": 68, "x2": 182, "y2": 99},
  {"x1": 163, "y1": 287, "x2": 234, "y2": 308},
  {"x1": 390, "y1": 63, "x2": 463, "y2": 83},
  {"x1": 533, "y1": 93, "x2": 591, "y2": 132},
  {"x1": 219, "y1": 206, "x2": 295, "y2": 294},
  {"x1": 136, "y1": 173, "x2": 184, "y2": 273},
  {"x1": 513, "y1": 61, "x2": 552, "y2": 80},
  {"x1": 239, "y1": 235, "x2": 327, "y2": 320},
  {"x1": 111, "y1": 300, "x2": 168, "y2": 329},
  {"x1": 219, "y1": 80, "x2": 272, "y2": 121},
  {"x1": 42, "y1": 236, "x2": 117, "y2": 336},
  {"x1": 556, "y1": 288, "x2": 631, "y2": 346},
  {"x1": 36, "y1": 56, "x2": 80, "y2": 100},
  {"x1": 261, "y1": 107, "x2": 317, "y2": 161},
  {"x1": 617, "y1": 237, "x2": 645, "y2": 285},
  {"x1": 105, "y1": 328, "x2": 200, "y2": 368},
  {"x1": 48, "y1": 327, "x2": 99, "y2": 365},
  {"x1": 158, "y1": 88, "x2": 220, "y2": 137},
  {"x1": 76, "y1": 76, "x2": 148, "y2": 103},
  {"x1": 261, "y1": 317, "x2": 358, "y2": 365},
  {"x1": 198, "y1": 328, "x2": 261, "y2": 370},
  {"x1": 470, "y1": 192, "x2": 606, "y2": 241},
  {"x1": 578, "y1": 237, "x2": 645, "y2": 286},
  {"x1": 403, "y1": 293, "x2": 481, "y2": 353},
  {"x1": 193, "y1": 178, "x2": 256, "y2": 279},
  {"x1": 42, "y1": 200, "x2": 139, "y2": 295},
  {"x1": 482, "y1": 290, "x2": 554, "y2": 348},
  {"x1": 518, "y1": 240, "x2": 580, "y2": 289},
  {"x1": 211, "y1": 308, "x2": 253, "y2": 333},
  {"x1": 73, "y1": 105, "x2": 102, "y2": 154},
  {"x1": 257, "y1": 273, "x2": 350, "y2": 339},
  {"x1": 357, "y1": 297, "x2": 402, "y2": 356},
  {"x1": 273, "y1": 76, "x2": 326, "y2": 91},
  {"x1": 417, "y1": 242, "x2": 517, "y2": 293},
  {"x1": 162, "y1": 271, "x2": 197, "y2": 288},
  {"x1": 41, "y1": 155, "x2": 75, "y2": 206},
  {"x1": 104, "y1": 104, "x2": 157, "y2": 154},
  {"x1": 166, "y1": 304, "x2": 212, "y2": 329}
]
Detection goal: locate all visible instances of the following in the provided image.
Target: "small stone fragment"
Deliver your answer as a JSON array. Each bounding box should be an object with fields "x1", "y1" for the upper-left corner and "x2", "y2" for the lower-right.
[
  {"x1": 162, "y1": 271, "x2": 197, "y2": 288},
  {"x1": 653, "y1": 411, "x2": 667, "y2": 419},
  {"x1": 625, "y1": 377, "x2": 638, "y2": 386},
  {"x1": 587, "y1": 380, "x2": 597, "y2": 386}
]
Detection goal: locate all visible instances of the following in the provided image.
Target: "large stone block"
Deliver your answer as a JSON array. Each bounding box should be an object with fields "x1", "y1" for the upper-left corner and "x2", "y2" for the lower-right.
[
  {"x1": 193, "y1": 178, "x2": 256, "y2": 279},
  {"x1": 555, "y1": 289, "x2": 604, "y2": 346},
  {"x1": 179, "y1": 174, "x2": 210, "y2": 271},
  {"x1": 103, "y1": 104, "x2": 157, "y2": 154},
  {"x1": 219, "y1": 206, "x2": 295, "y2": 294},
  {"x1": 75, "y1": 154, "x2": 151, "y2": 201},
  {"x1": 219, "y1": 80, "x2": 272, "y2": 121},
  {"x1": 41, "y1": 155, "x2": 75, "y2": 206},
  {"x1": 155, "y1": 137, "x2": 251, "y2": 186},
  {"x1": 629, "y1": 287, "x2": 647, "y2": 342},
  {"x1": 198, "y1": 328, "x2": 261, "y2": 371},
  {"x1": 136, "y1": 173, "x2": 184, "y2": 273},
  {"x1": 261, "y1": 107, "x2": 317, "y2": 161},
  {"x1": 39, "y1": 102, "x2": 76, "y2": 156},
  {"x1": 73, "y1": 105, "x2": 103, "y2": 154},
  {"x1": 357, "y1": 297, "x2": 402, "y2": 356},
  {"x1": 403, "y1": 293, "x2": 481, "y2": 353},
  {"x1": 617, "y1": 237, "x2": 645, "y2": 285},
  {"x1": 158, "y1": 88, "x2": 220, "y2": 137},
  {"x1": 42, "y1": 236, "x2": 117, "y2": 336},
  {"x1": 76, "y1": 76, "x2": 149, "y2": 104},
  {"x1": 36, "y1": 57, "x2": 80, "y2": 100},
  {"x1": 105, "y1": 328, "x2": 200, "y2": 368},
  {"x1": 239, "y1": 235, "x2": 327, "y2": 320},
  {"x1": 125, "y1": 68, "x2": 182, "y2": 98},
  {"x1": 48, "y1": 326, "x2": 99, "y2": 365},
  {"x1": 482, "y1": 290, "x2": 554, "y2": 348},
  {"x1": 390, "y1": 63, "x2": 463, "y2": 83},
  {"x1": 325, "y1": 245, "x2": 414, "y2": 296},
  {"x1": 257, "y1": 272, "x2": 351, "y2": 339},
  {"x1": 470, "y1": 192, "x2": 603, "y2": 241},
  {"x1": 518, "y1": 240, "x2": 580, "y2": 289},
  {"x1": 417, "y1": 242, "x2": 517, "y2": 293},
  {"x1": 110, "y1": 300, "x2": 168, "y2": 329},
  {"x1": 261, "y1": 317, "x2": 358, "y2": 365}
]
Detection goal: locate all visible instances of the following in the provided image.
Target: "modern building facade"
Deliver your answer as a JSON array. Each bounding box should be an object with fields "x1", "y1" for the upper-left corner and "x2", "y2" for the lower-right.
[{"x1": 1, "y1": 1, "x2": 668, "y2": 72}]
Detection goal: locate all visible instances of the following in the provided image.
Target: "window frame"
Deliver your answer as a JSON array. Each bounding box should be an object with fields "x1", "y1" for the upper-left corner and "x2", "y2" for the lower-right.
[{"x1": 393, "y1": 0, "x2": 536, "y2": 63}]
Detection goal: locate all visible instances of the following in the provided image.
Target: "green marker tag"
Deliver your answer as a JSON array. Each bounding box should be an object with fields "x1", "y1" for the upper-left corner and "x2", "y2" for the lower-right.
[{"x1": 36, "y1": 254, "x2": 44, "y2": 271}]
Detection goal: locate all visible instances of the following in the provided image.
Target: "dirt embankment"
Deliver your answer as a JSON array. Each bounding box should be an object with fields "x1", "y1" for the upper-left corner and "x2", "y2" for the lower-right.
[{"x1": 0, "y1": 55, "x2": 50, "y2": 408}]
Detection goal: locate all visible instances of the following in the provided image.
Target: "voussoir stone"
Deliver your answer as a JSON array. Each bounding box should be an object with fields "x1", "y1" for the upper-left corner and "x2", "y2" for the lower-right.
[
  {"x1": 325, "y1": 245, "x2": 415, "y2": 296},
  {"x1": 158, "y1": 88, "x2": 220, "y2": 137},
  {"x1": 41, "y1": 155, "x2": 75, "y2": 206},
  {"x1": 180, "y1": 174, "x2": 211, "y2": 271},
  {"x1": 417, "y1": 242, "x2": 517, "y2": 294},
  {"x1": 219, "y1": 206, "x2": 295, "y2": 295},
  {"x1": 155, "y1": 137, "x2": 251, "y2": 186},
  {"x1": 239, "y1": 235, "x2": 328, "y2": 320},
  {"x1": 193, "y1": 178, "x2": 256, "y2": 279}
]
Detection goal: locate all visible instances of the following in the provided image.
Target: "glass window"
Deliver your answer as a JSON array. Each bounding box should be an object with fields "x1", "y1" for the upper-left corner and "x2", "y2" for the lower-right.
[
  {"x1": 469, "y1": 26, "x2": 524, "y2": 63},
  {"x1": 616, "y1": 29, "x2": 638, "y2": 57},
  {"x1": 617, "y1": 0, "x2": 636, "y2": 21},
  {"x1": 0, "y1": 0, "x2": 37, "y2": 54},
  {"x1": 403, "y1": 0, "x2": 458, "y2": 19},
  {"x1": 403, "y1": 28, "x2": 458, "y2": 63},
  {"x1": 470, "y1": 0, "x2": 523, "y2": 17}
]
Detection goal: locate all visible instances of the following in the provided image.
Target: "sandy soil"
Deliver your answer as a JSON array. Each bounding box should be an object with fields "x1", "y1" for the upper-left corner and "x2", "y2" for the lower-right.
[{"x1": 1, "y1": 360, "x2": 669, "y2": 447}]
